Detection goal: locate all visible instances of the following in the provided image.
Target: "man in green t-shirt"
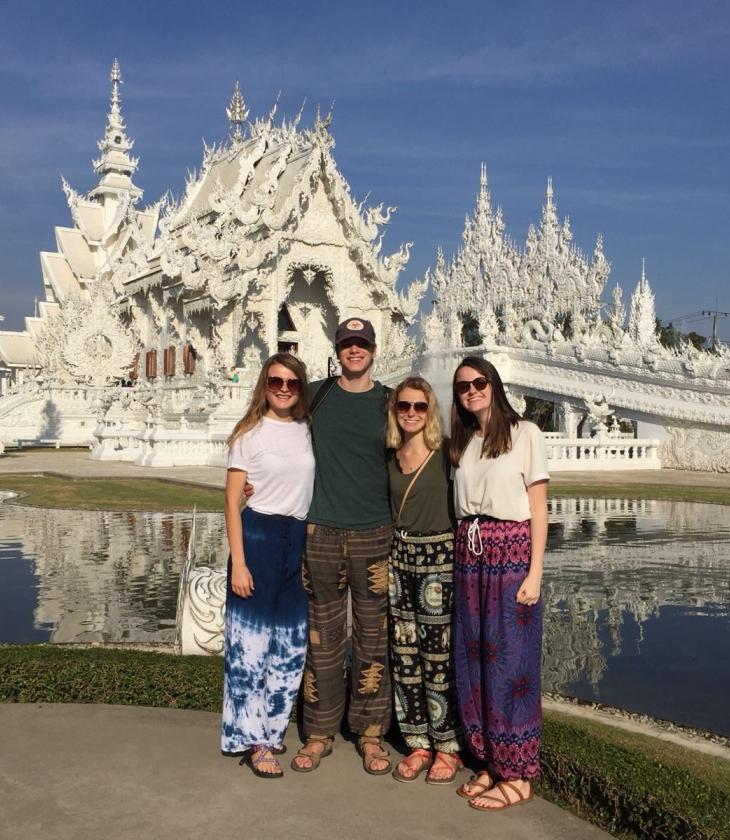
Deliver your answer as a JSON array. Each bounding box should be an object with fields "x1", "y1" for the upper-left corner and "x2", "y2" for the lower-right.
[{"x1": 291, "y1": 318, "x2": 393, "y2": 775}]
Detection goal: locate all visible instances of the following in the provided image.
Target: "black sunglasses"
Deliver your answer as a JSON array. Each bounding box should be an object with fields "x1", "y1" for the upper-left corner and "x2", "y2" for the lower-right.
[
  {"x1": 266, "y1": 375, "x2": 302, "y2": 394},
  {"x1": 455, "y1": 376, "x2": 490, "y2": 395},
  {"x1": 396, "y1": 400, "x2": 429, "y2": 414}
]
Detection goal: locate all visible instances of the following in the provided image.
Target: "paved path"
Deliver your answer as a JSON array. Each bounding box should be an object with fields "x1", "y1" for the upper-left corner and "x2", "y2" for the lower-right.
[
  {"x1": 2, "y1": 449, "x2": 730, "y2": 491},
  {"x1": 0, "y1": 704, "x2": 612, "y2": 840}
]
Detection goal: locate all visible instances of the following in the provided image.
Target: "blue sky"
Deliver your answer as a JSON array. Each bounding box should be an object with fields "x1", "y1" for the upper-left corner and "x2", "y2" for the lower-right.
[{"x1": 1, "y1": 0, "x2": 728, "y2": 339}]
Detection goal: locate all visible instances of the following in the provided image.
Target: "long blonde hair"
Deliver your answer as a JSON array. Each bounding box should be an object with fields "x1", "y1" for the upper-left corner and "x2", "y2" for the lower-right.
[
  {"x1": 386, "y1": 376, "x2": 443, "y2": 451},
  {"x1": 227, "y1": 353, "x2": 310, "y2": 447}
]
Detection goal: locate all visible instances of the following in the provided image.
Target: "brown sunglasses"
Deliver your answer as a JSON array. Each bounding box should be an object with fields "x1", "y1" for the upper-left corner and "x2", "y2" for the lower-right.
[
  {"x1": 396, "y1": 400, "x2": 429, "y2": 414},
  {"x1": 266, "y1": 375, "x2": 302, "y2": 394},
  {"x1": 455, "y1": 376, "x2": 490, "y2": 395}
]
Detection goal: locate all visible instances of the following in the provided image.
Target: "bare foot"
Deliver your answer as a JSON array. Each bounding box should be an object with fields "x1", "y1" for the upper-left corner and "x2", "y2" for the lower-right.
[
  {"x1": 426, "y1": 751, "x2": 461, "y2": 782},
  {"x1": 292, "y1": 739, "x2": 327, "y2": 771},
  {"x1": 457, "y1": 770, "x2": 494, "y2": 799},
  {"x1": 470, "y1": 779, "x2": 533, "y2": 810},
  {"x1": 360, "y1": 740, "x2": 391, "y2": 773},
  {"x1": 248, "y1": 747, "x2": 282, "y2": 777},
  {"x1": 395, "y1": 749, "x2": 432, "y2": 780}
]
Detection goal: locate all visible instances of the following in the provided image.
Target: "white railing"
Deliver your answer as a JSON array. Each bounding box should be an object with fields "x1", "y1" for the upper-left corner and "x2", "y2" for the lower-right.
[{"x1": 546, "y1": 437, "x2": 661, "y2": 471}]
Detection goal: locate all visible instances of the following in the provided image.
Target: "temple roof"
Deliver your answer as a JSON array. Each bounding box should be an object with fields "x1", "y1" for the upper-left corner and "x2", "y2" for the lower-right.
[{"x1": 0, "y1": 332, "x2": 38, "y2": 366}]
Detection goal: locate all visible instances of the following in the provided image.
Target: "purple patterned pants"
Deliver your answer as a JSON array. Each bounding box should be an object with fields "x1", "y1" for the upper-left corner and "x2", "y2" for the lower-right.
[{"x1": 453, "y1": 516, "x2": 542, "y2": 780}]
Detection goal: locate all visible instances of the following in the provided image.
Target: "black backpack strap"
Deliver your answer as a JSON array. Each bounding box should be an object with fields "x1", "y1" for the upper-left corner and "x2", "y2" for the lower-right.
[{"x1": 311, "y1": 377, "x2": 338, "y2": 415}]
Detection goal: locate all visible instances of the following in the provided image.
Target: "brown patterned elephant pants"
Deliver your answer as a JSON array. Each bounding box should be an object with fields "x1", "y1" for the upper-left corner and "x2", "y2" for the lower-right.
[{"x1": 301, "y1": 522, "x2": 393, "y2": 739}]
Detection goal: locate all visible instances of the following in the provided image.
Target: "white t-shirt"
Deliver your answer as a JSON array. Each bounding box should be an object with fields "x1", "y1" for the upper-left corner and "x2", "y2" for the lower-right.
[
  {"x1": 453, "y1": 420, "x2": 549, "y2": 522},
  {"x1": 227, "y1": 417, "x2": 315, "y2": 520}
]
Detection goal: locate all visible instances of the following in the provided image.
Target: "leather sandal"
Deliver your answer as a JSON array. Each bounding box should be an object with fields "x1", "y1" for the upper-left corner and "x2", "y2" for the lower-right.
[
  {"x1": 468, "y1": 780, "x2": 534, "y2": 812},
  {"x1": 290, "y1": 737, "x2": 334, "y2": 773},
  {"x1": 392, "y1": 749, "x2": 433, "y2": 783},
  {"x1": 456, "y1": 770, "x2": 495, "y2": 800},
  {"x1": 357, "y1": 736, "x2": 392, "y2": 776},
  {"x1": 425, "y1": 752, "x2": 463, "y2": 785}
]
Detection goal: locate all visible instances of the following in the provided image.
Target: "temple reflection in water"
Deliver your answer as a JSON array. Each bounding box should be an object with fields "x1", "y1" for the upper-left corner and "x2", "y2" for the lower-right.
[{"x1": 1, "y1": 495, "x2": 728, "y2": 732}]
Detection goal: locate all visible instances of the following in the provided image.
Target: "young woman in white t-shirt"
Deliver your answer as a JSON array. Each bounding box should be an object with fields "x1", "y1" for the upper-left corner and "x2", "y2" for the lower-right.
[
  {"x1": 449, "y1": 356, "x2": 549, "y2": 812},
  {"x1": 221, "y1": 353, "x2": 315, "y2": 779}
]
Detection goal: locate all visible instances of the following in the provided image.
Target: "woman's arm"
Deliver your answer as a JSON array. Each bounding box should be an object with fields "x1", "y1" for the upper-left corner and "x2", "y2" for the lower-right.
[
  {"x1": 224, "y1": 469, "x2": 254, "y2": 598},
  {"x1": 517, "y1": 479, "x2": 548, "y2": 605}
]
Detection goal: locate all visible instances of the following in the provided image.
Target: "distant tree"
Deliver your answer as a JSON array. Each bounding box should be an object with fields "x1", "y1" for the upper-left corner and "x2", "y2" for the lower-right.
[
  {"x1": 655, "y1": 318, "x2": 707, "y2": 352},
  {"x1": 524, "y1": 397, "x2": 556, "y2": 432},
  {"x1": 462, "y1": 315, "x2": 481, "y2": 347}
]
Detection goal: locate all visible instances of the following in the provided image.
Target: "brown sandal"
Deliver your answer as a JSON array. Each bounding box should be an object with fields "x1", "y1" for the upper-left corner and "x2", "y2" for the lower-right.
[
  {"x1": 357, "y1": 736, "x2": 392, "y2": 776},
  {"x1": 468, "y1": 780, "x2": 533, "y2": 812},
  {"x1": 426, "y1": 752, "x2": 463, "y2": 785},
  {"x1": 290, "y1": 737, "x2": 334, "y2": 773},
  {"x1": 392, "y1": 749, "x2": 433, "y2": 783},
  {"x1": 456, "y1": 770, "x2": 495, "y2": 800}
]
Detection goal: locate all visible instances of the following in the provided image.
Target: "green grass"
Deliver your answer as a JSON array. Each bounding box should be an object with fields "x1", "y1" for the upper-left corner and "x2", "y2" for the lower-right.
[
  {"x1": 2, "y1": 645, "x2": 728, "y2": 839},
  {"x1": 0, "y1": 474, "x2": 223, "y2": 512},
  {"x1": 550, "y1": 482, "x2": 730, "y2": 506},
  {"x1": 543, "y1": 711, "x2": 730, "y2": 795},
  {"x1": 537, "y1": 711, "x2": 730, "y2": 840}
]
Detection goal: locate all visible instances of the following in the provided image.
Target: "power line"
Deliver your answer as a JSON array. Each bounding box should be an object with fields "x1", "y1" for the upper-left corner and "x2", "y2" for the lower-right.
[{"x1": 703, "y1": 310, "x2": 730, "y2": 352}]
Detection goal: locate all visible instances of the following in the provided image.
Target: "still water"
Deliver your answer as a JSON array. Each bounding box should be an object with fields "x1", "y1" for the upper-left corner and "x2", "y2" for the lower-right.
[{"x1": 1, "y1": 495, "x2": 728, "y2": 735}]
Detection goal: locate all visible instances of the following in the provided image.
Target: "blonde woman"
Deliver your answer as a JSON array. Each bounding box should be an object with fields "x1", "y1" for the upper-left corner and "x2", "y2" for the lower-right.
[
  {"x1": 222, "y1": 353, "x2": 315, "y2": 779},
  {"x1": 386, "y1": 376, "x2": 463, "y2": 784}
]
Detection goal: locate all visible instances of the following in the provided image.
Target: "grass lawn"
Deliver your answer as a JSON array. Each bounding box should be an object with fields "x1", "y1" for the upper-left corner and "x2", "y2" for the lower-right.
[
  {"x1": 1, "y1": 472, "x2": 729, "y2": 511},
  {"x1": 550, "y1": 481, "x2": 730, "y2": 506},
  {"x1": 0, "y1": 474, "x2": 223, "y2": 512}
]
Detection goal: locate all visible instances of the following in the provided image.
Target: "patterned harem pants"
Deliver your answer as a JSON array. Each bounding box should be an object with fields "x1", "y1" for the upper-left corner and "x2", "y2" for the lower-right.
[
  {"x1": 389, "y1": 529, "x2": 461, "y2": 753},
  {"x1": 301, "y1": 522, "x2": 393, "y2": 739},
  {"x1": 221, "y1": 507, "x2": 307, "y2": 753},
  {"x1": 453, "y1": 516, "x2": 542, "y2": 780}
]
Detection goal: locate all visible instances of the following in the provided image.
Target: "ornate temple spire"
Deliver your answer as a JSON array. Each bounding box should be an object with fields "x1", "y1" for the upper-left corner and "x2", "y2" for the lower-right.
[
  {"x1": 475, "y1": 162, "x2": 492, "y2": 219},
  {"x1": 546, "y1": 176, "x2": 554, "y2": 208},
  {"x1": 628, "y1": 259, "x2": 658, "y2": 350},
  {"x1": 89, "y1": 59, "x2": 142, "y2": 202},
  {"x1": 608, "y1": 283, "x2": 626, "y2": 330},
  {"x1": 226, "y1": 81, "x2": 249, "y2": 142}
]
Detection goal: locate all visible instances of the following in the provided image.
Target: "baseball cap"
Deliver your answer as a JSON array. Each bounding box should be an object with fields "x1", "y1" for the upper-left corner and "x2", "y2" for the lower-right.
[{"x1": 334, "y1": 318, "x2": 376, "y2": 349}]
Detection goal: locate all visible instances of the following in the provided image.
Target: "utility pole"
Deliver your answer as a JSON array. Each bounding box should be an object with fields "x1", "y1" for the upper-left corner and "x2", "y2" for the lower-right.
[{"x1": 702, "y1": 310, "x2": 729, "y2": 352}]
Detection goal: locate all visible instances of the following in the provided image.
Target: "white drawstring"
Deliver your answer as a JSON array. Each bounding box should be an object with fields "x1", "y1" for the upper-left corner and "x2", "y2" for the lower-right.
[{"x1": 467, "y1": 518, "x2": 483, "y2": 556}]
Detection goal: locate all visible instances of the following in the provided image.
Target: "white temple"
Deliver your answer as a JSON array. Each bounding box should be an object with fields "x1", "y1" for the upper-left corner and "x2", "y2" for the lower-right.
[
  {"x1": 0, "y1": 61, "x2": 425, "y2": 464},
  {"x1": 1, "y1": 61, "x2": 730, "y2": 470}
]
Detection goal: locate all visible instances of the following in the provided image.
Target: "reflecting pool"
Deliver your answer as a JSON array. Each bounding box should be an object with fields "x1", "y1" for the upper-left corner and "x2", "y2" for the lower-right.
[{"x1": 1, "y1": 494, "x2": 728, "y2": 734}]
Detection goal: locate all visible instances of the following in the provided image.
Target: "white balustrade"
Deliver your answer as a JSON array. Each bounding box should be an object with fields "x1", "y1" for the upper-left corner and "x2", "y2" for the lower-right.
[{"x1": 546, "y1": 437, "x2": 661, "y2": 471}]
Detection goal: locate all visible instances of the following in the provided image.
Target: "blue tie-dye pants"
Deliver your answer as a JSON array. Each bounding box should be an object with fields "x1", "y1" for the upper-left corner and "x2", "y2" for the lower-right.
[{"x1": 221, "y1": 507, "x2": 308, "y2": 753}]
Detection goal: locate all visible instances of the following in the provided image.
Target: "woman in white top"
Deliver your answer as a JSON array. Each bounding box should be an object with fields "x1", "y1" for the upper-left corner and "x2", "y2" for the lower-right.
[
  {"x1": 450, "y1": 356, "x2": 549, "y2": 812},
  {"x1": 221, "y1": 353, "x2": 315, "y2": 779}
]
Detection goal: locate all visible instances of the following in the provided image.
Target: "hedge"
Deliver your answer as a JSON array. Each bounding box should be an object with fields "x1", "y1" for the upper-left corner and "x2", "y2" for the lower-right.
[{"x1": 2, "y1": 645, "x2": 728, "y2": 840}]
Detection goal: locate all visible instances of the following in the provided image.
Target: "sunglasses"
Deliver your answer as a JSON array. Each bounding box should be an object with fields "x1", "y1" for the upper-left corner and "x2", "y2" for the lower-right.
[
  {"x1": 396, "y1": 400, "x2": 429, "y2": 414},
  {"x1": 455, "y1": 376, "x2": 491, "y2": 395},
  {"x1": 266, "y1": 376, "x2": 302, "y2": 394}
]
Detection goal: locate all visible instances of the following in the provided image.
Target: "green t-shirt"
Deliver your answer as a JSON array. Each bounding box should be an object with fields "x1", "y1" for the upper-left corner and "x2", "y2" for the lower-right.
[
  {"x1": 387, "y1": 442, "x2": 455, "y2": 533},
  {"x1": 307, "y1": 380, "x2": 391, "y2": 529}
]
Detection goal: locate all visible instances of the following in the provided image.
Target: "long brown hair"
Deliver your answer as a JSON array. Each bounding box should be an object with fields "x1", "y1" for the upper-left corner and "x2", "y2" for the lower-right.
[
  {"x1": 449, "y1": 356, "x2": 521, "y2": 467},
  {"x1": 227, "y1": 353, "x2": 310, "y2": 447},
  {"x1": 386, "y1": 376, "x2": 443, "y2": 451}
]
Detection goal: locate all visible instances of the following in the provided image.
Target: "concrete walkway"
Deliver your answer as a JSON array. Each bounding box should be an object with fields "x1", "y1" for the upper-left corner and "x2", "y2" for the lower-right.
[
  {"x1": 2, "y1": 449, "x2": 730, "y2": 491},
  {"x1": 0, "y1": 704, "x2": 612, "y2": 840}
]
